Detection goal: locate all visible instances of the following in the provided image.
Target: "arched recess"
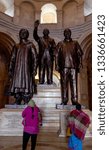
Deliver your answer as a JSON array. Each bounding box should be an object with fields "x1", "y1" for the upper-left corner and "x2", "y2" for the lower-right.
[
  {"x1": 0, "y1": 32, "x2": 15, "y2": 108},
  {"x1": 79, "y1": 33, "x2": 92, "y2": 110},
  {"x1": 62, "y1": 0, "x2": 84, "y2": 27},
  {"x1": 41, "y1": 3, "x2": 57, "y2": 24},
  {"x1": 19, "y1": 1, "x2": 35, "y2": 27},
  {"x1": 62, "y1": 1, "x2": 78, "y2": 27}
]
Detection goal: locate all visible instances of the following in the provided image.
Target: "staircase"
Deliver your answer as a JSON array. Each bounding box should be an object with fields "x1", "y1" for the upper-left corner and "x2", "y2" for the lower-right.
[{"x1": 33, "y1": 84, "x2": 62, "y2": 132}]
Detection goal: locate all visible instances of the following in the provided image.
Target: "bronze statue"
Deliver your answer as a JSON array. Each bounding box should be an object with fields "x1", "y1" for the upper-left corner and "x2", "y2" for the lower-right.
[
  {"x1": 33, "y1": 20, "x2": 56, "y2": 84},
  {"x1": 8, "y1": 28, "x2": 38, "y2": 104},
  {"x1": 55, "y1": 28, "x2": 83, "y2": 105}
]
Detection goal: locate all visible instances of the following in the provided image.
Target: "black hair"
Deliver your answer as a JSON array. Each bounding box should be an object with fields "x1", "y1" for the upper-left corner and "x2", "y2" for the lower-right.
[
  {"x1": 19, "y1": 28, "x2": 29, "y2": 39},
  {"x1": 31, "y1": 107, "x2": 34, "y2": 119},
  {"x1": 43, "y1": 28, "x2": 50, "y2": 35},
  {"x1": 64, "y1": 28, "x2": 71, "y2": 35},
  {"x1": 76, "y1": 103, "x2": 81, "y2": 110}
]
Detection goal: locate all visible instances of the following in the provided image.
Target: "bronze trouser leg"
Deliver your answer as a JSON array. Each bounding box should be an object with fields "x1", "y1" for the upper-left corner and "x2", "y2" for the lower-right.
[
  {"x1": 46, "y1": 61, "x2": 53, "y2": 84},
  {"x1": 69, "y1": 69, "x2": 78, "y2": 104},
  {"x1": 39, "y1": 55, "x2": 46, "y2": 84},
  {"x1": 61, "y1": 68, "x2": 69, "y2": 104},
  {"x1": 39, "y1": 65, "x2": 45, "y2": 84},
  {"x1": 46, "y1": 54, "x2": 53, "y2": 84},
  {"x1": 14, "y1": 93, "x2": 22, "y2": 104}
]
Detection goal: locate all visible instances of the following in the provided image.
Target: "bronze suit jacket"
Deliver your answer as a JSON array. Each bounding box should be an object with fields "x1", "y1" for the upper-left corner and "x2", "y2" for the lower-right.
[{"x1": 55, "y1": 39, "x2": 83, "y2": 73}]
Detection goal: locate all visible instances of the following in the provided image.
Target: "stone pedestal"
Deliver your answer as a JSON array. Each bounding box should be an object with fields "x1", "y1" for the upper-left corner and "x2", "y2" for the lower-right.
[
  {"x1": 58, "y1": 107, "x2": 92, "y2": 138},
  {"x1": 0, "y1": 84, "x2": 62, "y2": 136},
  {"x1": 0, "y1": 107, "x2": 61, "y2": 136},
  {"x1": 0, "y1": 84, "x2": 92, "y2": 138},
  {"x1": 0, "y1": 108, "x2": 23, "y2": 136}
]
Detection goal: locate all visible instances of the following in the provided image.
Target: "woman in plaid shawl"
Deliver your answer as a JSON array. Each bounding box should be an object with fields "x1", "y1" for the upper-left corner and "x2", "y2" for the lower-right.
[{"x1": 68, "y1": 104, "x2": 90, "y2": 150}]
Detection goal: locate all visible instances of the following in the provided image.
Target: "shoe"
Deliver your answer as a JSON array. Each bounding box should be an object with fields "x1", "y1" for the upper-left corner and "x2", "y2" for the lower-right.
[
  {"x1": 72, "y1": 101, "x2": 78, "y2": 105},
  {"x1": 47, "y1": 80, "x2": 53, "y2": 84},
  {"x1": 39, "y1": 81, "x2": 44, "y2": 84},
  {"x1": 61, "y1": 102, "x2": 67, "y2": 105},
  {"x1": 14, "y1": 101, "x2": 21, "y2": 105}
]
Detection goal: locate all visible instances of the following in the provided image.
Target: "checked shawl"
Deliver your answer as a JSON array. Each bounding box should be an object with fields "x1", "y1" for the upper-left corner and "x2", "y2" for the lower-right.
[{"x1": 68, "y1": 109, "x2": 90, "y2": 140}]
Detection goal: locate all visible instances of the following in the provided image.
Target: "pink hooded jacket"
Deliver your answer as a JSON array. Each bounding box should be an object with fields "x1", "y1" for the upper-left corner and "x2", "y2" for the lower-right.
[{"x1": 22, "y1": 105, "x2": 41, "y2": 134}]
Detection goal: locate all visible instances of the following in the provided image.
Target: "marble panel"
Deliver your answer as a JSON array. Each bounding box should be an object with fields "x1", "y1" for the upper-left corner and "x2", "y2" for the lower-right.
[
  {"x1": 0, "y1": 109, "x2": 23, "y2": 136},
  {"x1": 58, "y1": 108, "x2": 92, "y2": 138},
  {"x1": 0, "y1": 107, "x2": 61, "y2": 136}
]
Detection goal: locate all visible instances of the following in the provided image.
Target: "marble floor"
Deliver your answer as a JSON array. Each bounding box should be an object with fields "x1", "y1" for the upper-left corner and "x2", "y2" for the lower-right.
[{"x1": 0, "y1": 132, "x2": 92, "y2": 150}]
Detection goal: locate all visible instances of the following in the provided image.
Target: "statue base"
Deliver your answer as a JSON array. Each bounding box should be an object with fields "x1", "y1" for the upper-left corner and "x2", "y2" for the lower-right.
[
  {"x1": 56, "y1": 104, "x2": 92, "y2": 138},
  {"x1": 5, "y1": 104, "x2": 27, "y2": 109},
  {"x1": 56, "y1": 104, "x2": 86, "y2": 110},
  {"x1": 0, "y1": 108, "x2": 23, "y2": 136}
]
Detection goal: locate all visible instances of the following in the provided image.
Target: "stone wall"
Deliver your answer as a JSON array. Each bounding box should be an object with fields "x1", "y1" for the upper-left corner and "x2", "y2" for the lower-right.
[{"x1": 13, "y1": 0, "x2": 84, "y2": 28}]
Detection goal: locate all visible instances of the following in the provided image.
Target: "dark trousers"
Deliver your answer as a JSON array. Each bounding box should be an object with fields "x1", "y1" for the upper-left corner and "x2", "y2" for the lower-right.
[
  {"x1": 39, "y1": 50, "x2": 53, "y2": 84},
  {"x1": 60, "y1": 68, "x2": 78, "y2": 104},
  {"x1": 22, "y1": 132, "x2": 37, "y2": 150}
]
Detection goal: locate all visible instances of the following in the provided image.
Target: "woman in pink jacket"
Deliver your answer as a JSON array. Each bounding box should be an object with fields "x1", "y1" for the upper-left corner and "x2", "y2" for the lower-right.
[{"x1": 22, "y1": 99, "x2": 42, "y2": 150}]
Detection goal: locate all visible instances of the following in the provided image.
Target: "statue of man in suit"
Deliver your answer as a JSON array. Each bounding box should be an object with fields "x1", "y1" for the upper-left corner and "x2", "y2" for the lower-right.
[
  {"x1": 55, "y1": 28, "x2": 83, "y2": 105},
  {"x1": 33, "y1": 20, "x2": 56, "y2": 84}
]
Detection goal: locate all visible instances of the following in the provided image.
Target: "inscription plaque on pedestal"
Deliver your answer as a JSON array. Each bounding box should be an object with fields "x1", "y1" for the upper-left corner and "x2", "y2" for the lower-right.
[{"x1": 0, "y1": 108, "x2": 23, "y2": 136}]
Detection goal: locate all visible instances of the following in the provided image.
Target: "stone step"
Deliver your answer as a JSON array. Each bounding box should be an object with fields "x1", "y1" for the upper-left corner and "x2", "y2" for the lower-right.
[
  {"x1": 36, "y1": 84, "x2": 61, "y2": 90},
  {"x1": 34, "y1": 97, "x2": 61, "y2": 102},
  {"x1": 39, "y1": 108, "x2": 60, "y2": 128},
  {"x1": 33, "y1": 85, "x2": 61, "y2": 108},
  {"x1": 34, "y1": 93, "x2": 61, "y2": 98},
  {"x1": 34, "y1": 98, "x2": 61, "y2": 108},
  {"x1": 34, "y1": 93, "x2": 61, "y2": 106}
]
